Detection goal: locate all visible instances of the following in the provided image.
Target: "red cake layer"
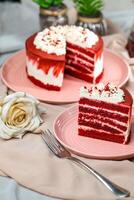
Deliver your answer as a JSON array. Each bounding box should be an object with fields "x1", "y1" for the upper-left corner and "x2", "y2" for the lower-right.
[
  {"x1": 79, "y1": 106, "x2": 128, "y2": 123},
  {"x1": 79, "y1": 113, "x2": 127, "y2": 132},
  {"x1": 66, "y1": 49, "x2": 94, "y2": 64},
  {"x1": 66, "y1": 58, "x2": 93, "y2": 74},
  {"x1": 66, "y1": 54, "x2": 94, "y2": 69},
  {"x1": 67, "y1": 38, "x2": 103, "y2": 57},
  {"x1": 65, "y1": 65, "x2": 94, "y2": 82},
  {"x1": 67, "y1": 43, "x2": 95, "y2": 58},
  {"x1": 78, "y1": 87, "x2": 133, "y2": 144},
  {"x1": 67, "y1": 39, "x2": 103, "y2": 64},
  {"x1": 79, "y1": 119, "x2": 123, "y2": 134},
  {"x1": 28, "y1": 74, "x2": 60, "y2": 91},
  {"x1": 78, "y1": 128, "x2": 129, "y2": 144}
]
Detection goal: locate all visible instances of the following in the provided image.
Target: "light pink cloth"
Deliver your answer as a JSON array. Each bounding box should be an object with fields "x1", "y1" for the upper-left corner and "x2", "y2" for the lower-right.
[
  {"x1": 0, "y1": 34, "x2": 134, "y2": 200},
  {"x1": 0, "y1": 105, "x2": 134, "y2": 200}
]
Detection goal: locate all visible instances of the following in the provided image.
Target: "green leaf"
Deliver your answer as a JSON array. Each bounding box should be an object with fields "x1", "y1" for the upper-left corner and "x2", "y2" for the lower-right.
[
  {"x1": 74, "y1": 0, "x2": 104, "y2": 16},
  {"x1": 53, "y1": 0, "x2": 62, "y2": 5},
  {"x1": 33, "y1": 0, "x2": 63, "y2": 8}
]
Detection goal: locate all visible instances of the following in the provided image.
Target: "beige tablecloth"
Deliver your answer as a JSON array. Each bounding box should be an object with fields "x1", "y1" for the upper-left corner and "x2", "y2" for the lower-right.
[{"x1": 0, "y1": 34, "x2": 134, "y2": 200}]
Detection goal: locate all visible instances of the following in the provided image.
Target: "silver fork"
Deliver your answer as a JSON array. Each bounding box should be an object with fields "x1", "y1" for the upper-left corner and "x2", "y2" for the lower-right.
[{"x1": 41, "y1": 129, "x2": 130, "y2": 198}]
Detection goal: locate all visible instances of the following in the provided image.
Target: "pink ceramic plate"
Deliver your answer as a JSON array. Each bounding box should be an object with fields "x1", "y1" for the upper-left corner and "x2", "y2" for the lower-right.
[
  {"x1": 1, "y1": 49, "x2": 129, "y2": 103},
  {"x1": 54, "y1": 105, "x2": 134, "y2": 160}
]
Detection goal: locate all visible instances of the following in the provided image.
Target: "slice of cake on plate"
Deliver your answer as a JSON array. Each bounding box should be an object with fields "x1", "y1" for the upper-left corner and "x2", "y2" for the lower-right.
[
  {"x1": 78, "y1": 83, "x2": 133, "y2": 144},
  {"x1": 26, "y1": 26, "x2": 104, "y2": 91}
]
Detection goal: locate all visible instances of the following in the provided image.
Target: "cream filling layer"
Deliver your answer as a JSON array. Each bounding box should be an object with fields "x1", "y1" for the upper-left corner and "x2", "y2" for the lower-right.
[
  {"x1": 67, "y1": 59, "x2": 93, "y2": 73},
  {"x1": 79, "y1": 113, "x2": 127, "y2": 132},
  {"x1": 66, "y1": 65, "x2": 93, "y2": 77},
  {"x1": 67, "y1": 48, "x2": 104, "y2": 78},
  {"x1": 94, "y1": 53, "x2": 103, "y2": 80},
  {"x1": 78, "y1": 123, "x2": 130, "y2": 143},
  {"x1": 67, "y1": 55, "x2": 93, "y2": 67},
  {"x1": 79, "y1": 104, "x2": 128, "y2": 117},
  {"x1": 79, "y1": 111, "x2": 128, "y2": 127},
  {"x1": 26, "y1": 57, "x2": 63, "y2": 87},
  {"x1": 67, "y1": 47, "x2": 94, "y2": 62}
]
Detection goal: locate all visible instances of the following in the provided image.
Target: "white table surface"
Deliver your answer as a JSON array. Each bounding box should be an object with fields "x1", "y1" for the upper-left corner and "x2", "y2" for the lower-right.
[{"x1": 0, "y1": 2, "x2": 134, "y2": 200}]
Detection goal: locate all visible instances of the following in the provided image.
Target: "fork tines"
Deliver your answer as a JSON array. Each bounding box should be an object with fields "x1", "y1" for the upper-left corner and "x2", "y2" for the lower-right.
[
  {"x1": 41, "y1": 129, "x2": 68, "y2": 157},
  {"x1": 43, "y1": 129, "x2": 62, "y2": 148}
]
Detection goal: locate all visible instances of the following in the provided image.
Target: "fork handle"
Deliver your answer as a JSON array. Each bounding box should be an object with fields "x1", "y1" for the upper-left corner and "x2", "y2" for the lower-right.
[{"x1": 67, "y1": 156, "x2": 130, "y2": 198}]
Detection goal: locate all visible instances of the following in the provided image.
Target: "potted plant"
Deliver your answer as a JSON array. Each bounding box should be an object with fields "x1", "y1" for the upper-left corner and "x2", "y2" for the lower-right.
[
  {"x1": 74, "y1": 0, "x2": 107, "y2": 36},
  {"x1": 33, "y1": 0, "x2": 68, "y2": 30}
]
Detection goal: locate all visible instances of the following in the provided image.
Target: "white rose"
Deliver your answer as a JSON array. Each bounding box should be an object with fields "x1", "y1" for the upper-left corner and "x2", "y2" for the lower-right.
[{"x1": 0, "y1": 92, "x2": 43, "y2": 139}]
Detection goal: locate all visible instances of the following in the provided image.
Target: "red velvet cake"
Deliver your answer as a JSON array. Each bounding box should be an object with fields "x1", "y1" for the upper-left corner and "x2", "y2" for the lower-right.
[
  {"x1": 26, "y1": 26, "x2": 103, "y2": 91},
  {"x1": 78, "y1": 83, "x2": 133, "y2": 144}
]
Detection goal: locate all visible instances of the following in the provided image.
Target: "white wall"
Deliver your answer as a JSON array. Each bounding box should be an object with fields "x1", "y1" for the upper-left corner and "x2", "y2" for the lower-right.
[
  {"x1": 63, "y1": 0, "x2": 134, "y2": 11},
  {"x1": 22, "y1": 0, "x2": 134, "y2": 11},
  {"x1": 104, "y1": 0, "x2": 134, "y2": 11}
]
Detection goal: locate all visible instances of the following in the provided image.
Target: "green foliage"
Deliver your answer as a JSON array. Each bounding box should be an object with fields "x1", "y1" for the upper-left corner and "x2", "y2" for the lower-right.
[
  {"x1": 74, "y1": 0, "x2": 104, "y2": 16},
  {"x1": 33, "y1": 0, "x2": 63, "y2": 8}
]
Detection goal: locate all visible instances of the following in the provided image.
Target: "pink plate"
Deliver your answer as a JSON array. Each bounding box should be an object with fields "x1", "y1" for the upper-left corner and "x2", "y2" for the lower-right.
[
  {"x1": 1, "y1": 49, "x2": 129, "y2": 103},
  {"x1": 54, "y1": 105, "x2": 134, "y2": 160}
]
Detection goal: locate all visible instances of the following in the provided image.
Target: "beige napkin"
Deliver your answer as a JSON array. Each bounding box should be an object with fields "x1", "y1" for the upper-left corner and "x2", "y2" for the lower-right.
[
  {"x1": 103, "y1": 33, "x2": 134, "y2": 66},
  {"x1": 0, "y1": 34, "x2": 134, "y2": 200}
]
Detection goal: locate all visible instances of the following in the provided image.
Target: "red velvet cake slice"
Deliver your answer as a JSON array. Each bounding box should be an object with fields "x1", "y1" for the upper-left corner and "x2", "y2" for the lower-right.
[
  {"x1": 78, "y1": 83, "x2": 133, "y2": 144},
  {"x1": 26, "y1": 27, "x2": 66, "y2": 91}
]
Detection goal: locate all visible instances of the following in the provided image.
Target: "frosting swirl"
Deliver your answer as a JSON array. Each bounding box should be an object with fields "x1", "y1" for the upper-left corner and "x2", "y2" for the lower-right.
[
  {"x1": 34, "y1": 26, "x2": 66, "y2": 56},
  {"x1": 34, "y1": 25, "x2": 98, "y2": 56},
  {"x1": 0, "y1": 92, "x2": 43, "y2": 139},
  {"x1": 80, "y1": 83, "x2": 125, "y2": 103}
]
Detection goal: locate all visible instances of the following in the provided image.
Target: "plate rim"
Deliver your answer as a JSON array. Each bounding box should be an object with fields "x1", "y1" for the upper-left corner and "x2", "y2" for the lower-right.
[
  {"x1": 104, "y1": 48, "x2": 129, "y2": 88},
  {"x1": 53, "y1": 104, "x2": 134, "y2": 160},
  {"x1": 1, "y1": 48, "x2": 129, "y2": 104}
]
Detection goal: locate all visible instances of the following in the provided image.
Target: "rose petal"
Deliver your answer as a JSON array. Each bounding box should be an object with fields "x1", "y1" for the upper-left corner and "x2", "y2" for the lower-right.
[{"x1": 0, "y1": 92, "x2": 43, "y2": 139}]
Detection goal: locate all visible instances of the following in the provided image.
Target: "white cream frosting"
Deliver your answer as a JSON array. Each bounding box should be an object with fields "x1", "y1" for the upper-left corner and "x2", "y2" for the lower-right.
[
  {"x1": 80, "y1": 83, "x2": 125, "y2": 103},
  {"x1": 0, "y1": 92, "x2": 43, "y2": 139},
  {"x1": 26, "y1": 57, "x2": 64, "y2": 87},
  {"x1": 34, "y1": 26, "x2": 66, "y2": 56},
  {"x1": 34, "y1": 25, "x2": 98, "y2": 56},
  {"x1": 94, "y1": 53, "x2": 103, "y2": 79},
  {"x1": 66, "y1": 25, "x2": 98, "y2": 48}
]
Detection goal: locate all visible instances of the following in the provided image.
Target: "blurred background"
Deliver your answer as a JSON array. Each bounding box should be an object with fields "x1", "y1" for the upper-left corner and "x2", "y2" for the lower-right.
[{"x1": 0, "y1": 0, "x2": 134, "y2": 63}]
